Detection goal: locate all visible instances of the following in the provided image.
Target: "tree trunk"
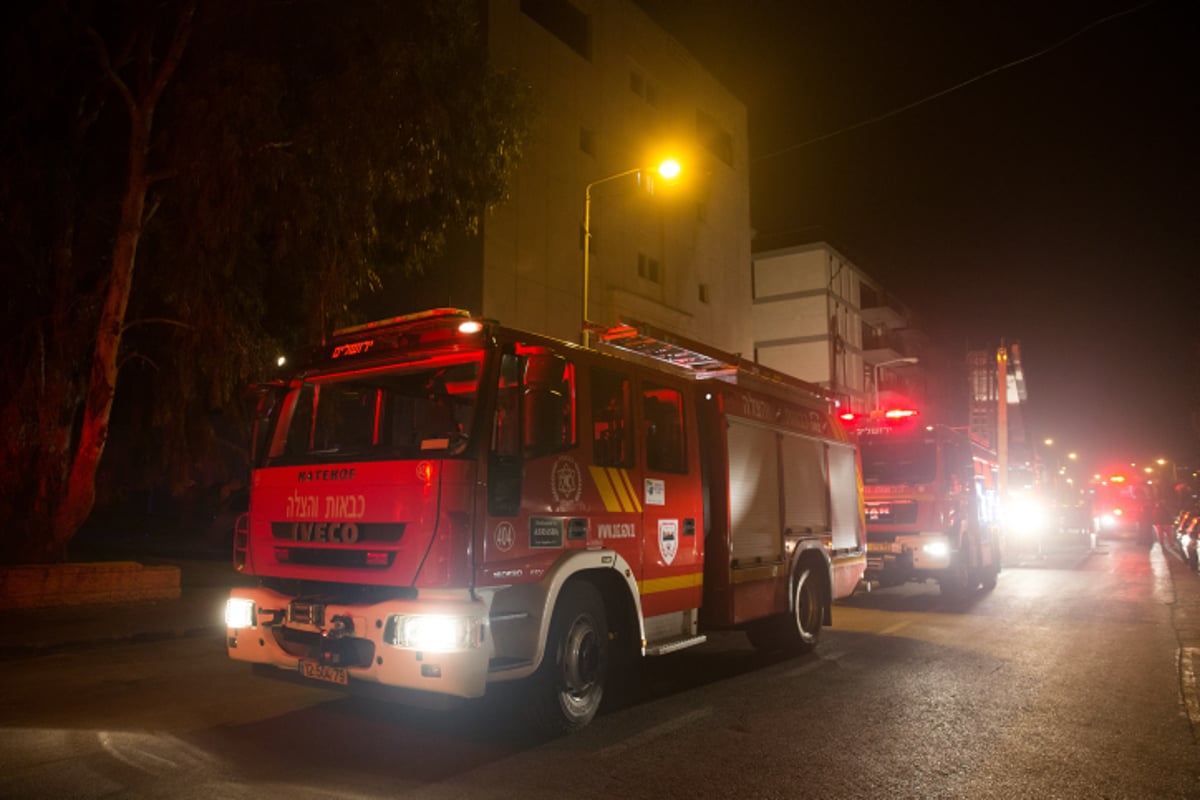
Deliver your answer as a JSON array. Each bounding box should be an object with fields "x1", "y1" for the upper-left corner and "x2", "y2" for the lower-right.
[
  {"x1": 40, "y1": 3, "x2": 194, "y2": 561},
  {"x1": 48, "y1": 118, "x2": 152, "y2": 560}
]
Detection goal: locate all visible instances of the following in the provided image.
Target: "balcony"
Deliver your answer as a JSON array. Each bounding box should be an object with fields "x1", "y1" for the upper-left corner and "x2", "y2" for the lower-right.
[
  {"x1": 862, "y1": 328, "x2": 909, "y2": 364},
  {"x1": 860, "y1": 286, "x2": 909, "y2": 329}
]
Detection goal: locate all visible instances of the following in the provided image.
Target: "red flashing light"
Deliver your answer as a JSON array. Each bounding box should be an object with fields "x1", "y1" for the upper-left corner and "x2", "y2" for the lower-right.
[
  {"x1": 1109, "y1": 474, "x2": 1127, "y2": 484},
  {"x1": 839, "y1": 412, "x2": 858, "y2": 423},
  {"x1": 883, "y1": 408, "x2": 919, "y2": 420}
]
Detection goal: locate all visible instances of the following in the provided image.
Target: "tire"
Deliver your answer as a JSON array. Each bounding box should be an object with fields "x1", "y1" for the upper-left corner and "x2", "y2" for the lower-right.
[
  {"x1": 939, "y1": 537, "x2": 974, "y2": 598},
  {"x1": 981, "y1": 541, "x2": 1000, "y2": 591},
  {"x1": 524, "y1": 581, "x2": 608, "y2": 735},
  {"x1": 746, "y1": 566, "x2": 823, "y2": 655}
]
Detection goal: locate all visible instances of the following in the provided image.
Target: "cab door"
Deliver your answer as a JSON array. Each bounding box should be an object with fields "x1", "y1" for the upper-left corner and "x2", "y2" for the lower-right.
[{"x1": 638, "y1": 380, "x2": 704, "y2": 616}]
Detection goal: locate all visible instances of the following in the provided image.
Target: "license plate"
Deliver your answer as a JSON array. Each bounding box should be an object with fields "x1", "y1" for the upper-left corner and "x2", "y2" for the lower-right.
[{"x1": 300, "y1": 660, "x2": 348, "y2": 686}]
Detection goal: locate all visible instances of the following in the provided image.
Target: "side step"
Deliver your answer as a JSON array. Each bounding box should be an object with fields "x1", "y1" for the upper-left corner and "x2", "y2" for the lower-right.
[{"x1": 644, "y1": 634, "x2": 707, "y2": 656}]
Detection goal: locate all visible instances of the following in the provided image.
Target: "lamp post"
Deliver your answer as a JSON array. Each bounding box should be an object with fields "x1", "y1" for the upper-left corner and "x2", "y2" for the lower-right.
[
  {"x1": 581, "y1": 159, "x2": 681, "y2": 346},
  {"x1": 872, "y1": 356, "x2": 918, "y2": 411}
]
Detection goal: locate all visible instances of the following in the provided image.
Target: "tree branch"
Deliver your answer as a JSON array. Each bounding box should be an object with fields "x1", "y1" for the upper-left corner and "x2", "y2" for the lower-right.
[
  {"x1": 86, "y1": 26, "x2": 136, "y2": 117},
  {"x1": 120, "y1": 317, "x2": 194, "y2": 335},
  {"x1": 118, "y1": 351, "x2": 160, "y2": 373},
  {"x1": 147, "y1": 0, "x2": 196, "y2": 108}
]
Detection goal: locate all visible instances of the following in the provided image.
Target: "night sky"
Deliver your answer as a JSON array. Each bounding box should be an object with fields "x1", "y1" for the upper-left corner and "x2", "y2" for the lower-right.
[{"x1": 636, "y1": 0, "x2": 1199, "y2": 474}]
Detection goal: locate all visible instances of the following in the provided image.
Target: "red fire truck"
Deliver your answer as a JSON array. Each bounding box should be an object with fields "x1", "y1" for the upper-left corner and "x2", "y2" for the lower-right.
[
  {"x1": 225, "y1": 309, "x2": 866, "y2": 732},
  {"x1": 1090, "y1": 472, "x2": 1154, "y2": 537},
  {"x1": 850, "y1": 410, "x2": 1002, "y2": 595}
]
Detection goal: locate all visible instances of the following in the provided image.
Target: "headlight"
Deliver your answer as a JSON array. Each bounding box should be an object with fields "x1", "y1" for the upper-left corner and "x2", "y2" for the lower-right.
[
  {"x1": 225, "y1": 598, "x2": 256, "y2": 629},
  {"x1": 385, "y1": 614, "x2": 483, "y2": 652},
  {"x1": 922, "y1": 540, "x2": 950, "y2": 558}
]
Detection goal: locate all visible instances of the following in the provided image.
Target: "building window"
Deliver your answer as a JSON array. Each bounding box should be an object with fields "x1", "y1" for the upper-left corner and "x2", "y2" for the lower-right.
[
  {"x1": 580, "y1": 127, "x2": 595, "y2": 156},
  {"x1": 521, "y1": 0, "x2": 591, "y2": 60},
  {"x1": 637, "y1": 253, "x2": 661, "y2": 284},
  {"x1": 630, "y1": 69, "x2": 662, "y2": 108},
  {"x1": 696, "y1": 109, "x2": 733, "y2": 167}
]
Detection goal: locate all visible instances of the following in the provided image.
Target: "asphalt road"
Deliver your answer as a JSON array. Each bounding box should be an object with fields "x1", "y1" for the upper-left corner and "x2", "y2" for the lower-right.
[{"x1": 2, "y1": 532, "x2": 1198, "y2": 799}]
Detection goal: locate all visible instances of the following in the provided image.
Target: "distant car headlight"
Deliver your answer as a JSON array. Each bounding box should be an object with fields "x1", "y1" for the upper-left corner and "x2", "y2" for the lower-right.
[{"x1": 225, "y1": 598, "x2": 256, "y2": 629}]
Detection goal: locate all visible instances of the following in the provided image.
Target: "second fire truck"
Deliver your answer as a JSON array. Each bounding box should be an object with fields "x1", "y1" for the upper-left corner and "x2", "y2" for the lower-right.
[
  {"x1": 852, "y1": 410, "x2": 1002, "y2": 596},
  {"x1": 225, "y1": 309, "x2": 867, "y2": 732}
]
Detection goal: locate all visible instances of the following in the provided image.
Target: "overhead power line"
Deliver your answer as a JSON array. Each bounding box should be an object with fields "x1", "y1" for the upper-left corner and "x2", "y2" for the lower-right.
[{"x1": 753, "y1": 0, "x2": 1158, "y2": 164}]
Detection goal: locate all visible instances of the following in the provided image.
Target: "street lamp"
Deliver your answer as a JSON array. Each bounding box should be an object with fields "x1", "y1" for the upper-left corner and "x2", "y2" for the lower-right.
[
  {"x1": 872, "y1": 356, "x2": 918, "y2": 411},
  {"x1": 581, "y1": 159, "x2": 681, "y2": 345}
]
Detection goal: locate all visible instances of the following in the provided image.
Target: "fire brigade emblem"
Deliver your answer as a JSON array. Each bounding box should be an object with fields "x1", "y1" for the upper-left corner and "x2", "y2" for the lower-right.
[
  {"x1": 493, "y1": 521, "x2": 516, "y2": 553},
  {"x1": 551, "y1": 456, "x2": 583, "y2": 505},
  {"x1": 658, "y1": 519, "x2": 679, "y2": 565}
]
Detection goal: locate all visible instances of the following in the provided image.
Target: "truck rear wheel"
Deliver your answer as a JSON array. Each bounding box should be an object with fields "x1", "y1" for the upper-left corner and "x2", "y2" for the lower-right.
[
  {"x1": 746, "y1": 567, "x2": 822, "y2": 655},
  {"x1": 524, "y1": 581, "x2": 608, "y2": 735}
]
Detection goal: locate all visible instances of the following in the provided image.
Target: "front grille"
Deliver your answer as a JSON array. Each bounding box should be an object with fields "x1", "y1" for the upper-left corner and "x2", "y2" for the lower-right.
[
  {"x1": 276, "y1": 548, "x2": 396, "y2": 569},
  {"x1": 865, "y1": 500, "x2": 918, "y2": 525}
]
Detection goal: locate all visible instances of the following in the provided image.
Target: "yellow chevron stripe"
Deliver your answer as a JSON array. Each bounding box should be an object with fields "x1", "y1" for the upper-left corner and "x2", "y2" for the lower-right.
[
  {"x1": 637, "y1": 571, "x2": 704, "y2": 595},
  {"x1": 614, "y1": 468, "x2": 643, "y2": 513},
  {"x1": 604, "y1": 467, "x2": 634, "y2": 512},
  {"x1": 588, "y1": 466, "x2": 623, "y2": 512}
]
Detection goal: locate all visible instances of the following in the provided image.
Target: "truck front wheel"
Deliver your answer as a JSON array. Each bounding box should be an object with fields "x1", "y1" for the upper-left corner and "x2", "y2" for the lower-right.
[
  {"x1": 524, "y1": 581, "x2": 608, "y2": 735},
  {"x1": 939, "y1": 537, "x2": 975, "y2": 598},
  {"x1": 746, "y1": 567, "x2": 822, "y2": 655}
]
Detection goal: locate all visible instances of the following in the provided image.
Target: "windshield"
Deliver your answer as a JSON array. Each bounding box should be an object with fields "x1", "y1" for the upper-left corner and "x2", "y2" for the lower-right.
[
  {"x1": 271, "y1": 355, "x2": 483, "y2": 463},
  {"x1": 860, "y1": 433, "x2": 937, "y2": 486}
]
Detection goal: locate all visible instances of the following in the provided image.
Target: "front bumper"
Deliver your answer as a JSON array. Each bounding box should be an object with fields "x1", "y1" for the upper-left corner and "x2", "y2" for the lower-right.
[
  {"x1": 226, "y1": 586, "x2": 492, "y2": 699},
  {"x1": 865, "y1": 533, "x2": 954, "y2": 581}
]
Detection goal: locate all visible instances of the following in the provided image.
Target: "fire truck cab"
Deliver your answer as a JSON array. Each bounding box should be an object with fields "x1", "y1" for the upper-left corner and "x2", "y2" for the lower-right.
[
  {"x1": 853, "y1": 411, "x2": 1002, "y2": 596},
  {"x1": 225, "y1": 309, "x2": 866, "y2": 732}
]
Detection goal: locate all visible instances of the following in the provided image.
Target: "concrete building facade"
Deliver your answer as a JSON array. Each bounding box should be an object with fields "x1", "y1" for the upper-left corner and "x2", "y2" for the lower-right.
[
  {"x1": 401, "y1": 0, "x2": 754, "y2": 357},
  {"x1": 751, "y1": 241, "x2": 926, "y2": 414}
]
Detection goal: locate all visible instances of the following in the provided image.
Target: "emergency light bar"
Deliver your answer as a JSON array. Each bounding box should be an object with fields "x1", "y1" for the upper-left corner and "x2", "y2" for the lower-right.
[
  {"x1": 333, "y1": 308, "x2": 474, "y2": 338},
  {"x1": 838, "y1": 408, "x2": 920, "y2": 425}
]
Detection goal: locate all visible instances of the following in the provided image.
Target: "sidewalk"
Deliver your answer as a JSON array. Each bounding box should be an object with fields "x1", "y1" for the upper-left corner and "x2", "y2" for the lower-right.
[{"x1": 0, "y1": 556, "x2": 254, "y2": 656}]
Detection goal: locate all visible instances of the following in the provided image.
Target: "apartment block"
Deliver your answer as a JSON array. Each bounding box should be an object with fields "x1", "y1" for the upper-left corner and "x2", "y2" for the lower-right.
[
  {"x1": 752, "y1": 241, "x2": 926, "y2": 413},
  {"x1": 395, "y1": 0, "x2": 754, "y2": 357}
]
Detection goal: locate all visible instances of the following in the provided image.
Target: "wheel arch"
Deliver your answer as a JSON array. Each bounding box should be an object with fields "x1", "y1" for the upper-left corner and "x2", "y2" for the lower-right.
[{"x1": 486, "y1": 549, "x2": 643, "y2": 683}]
